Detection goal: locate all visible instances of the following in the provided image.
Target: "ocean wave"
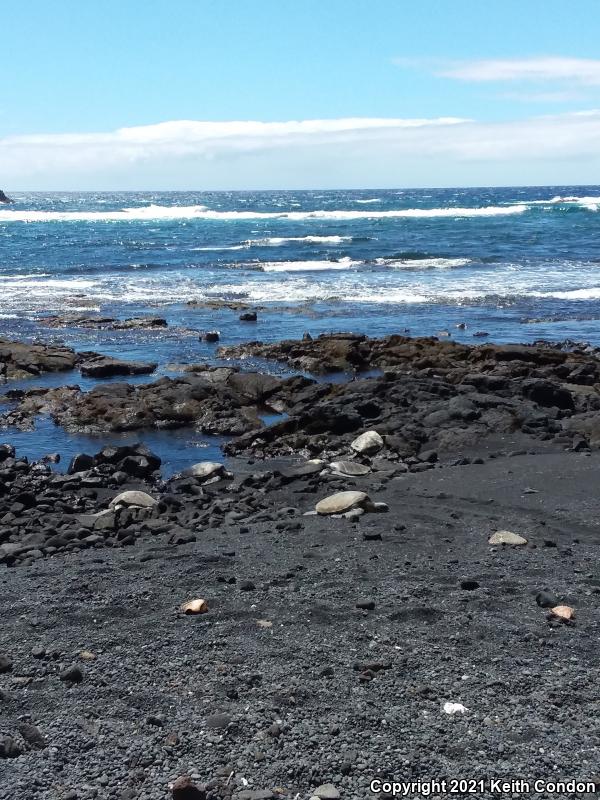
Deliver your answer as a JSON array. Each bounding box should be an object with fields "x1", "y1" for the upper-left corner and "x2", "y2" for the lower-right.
[
  {"x1": 355, "y1": 198, "x2": 381, "y2": 204},
  {"x1": 375, "y1": 257, "x2": 471, "y2": 269},
  {"x1": 532, "y1": 287, "x2": 600, "y2": 300},
  {"x1": 0, "y1": 203, "x2": 527, "y2": 223},
  {"x1": 0, "y1": 204, "x2": 209, "y2": 223},
  {"x1": 190, "y1": 244, "x2": 249, "y2": 251},
  {"x1": 247, "y1": 235, "x2": 354, "y2": 245},
  {"x1": 517, "y1": 195, "x2": 600, "y2": 211},
  {"x1": 260, "y1": 258, "x2": 359, "y2": 272}
]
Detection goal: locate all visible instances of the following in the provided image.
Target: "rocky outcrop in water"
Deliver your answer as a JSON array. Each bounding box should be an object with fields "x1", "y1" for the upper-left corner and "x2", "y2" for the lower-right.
[
  {"x1": 0, "y1": 339, "x2": 83, "y2": 380},
  {"x1": 0, "y1": 190, "x2": 13, "y2": 204}
]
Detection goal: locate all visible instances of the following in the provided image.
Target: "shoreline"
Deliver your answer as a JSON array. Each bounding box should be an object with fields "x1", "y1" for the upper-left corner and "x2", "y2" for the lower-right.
[{"x1": 2, "y1": 331, "x2": 600, "y2": 797}]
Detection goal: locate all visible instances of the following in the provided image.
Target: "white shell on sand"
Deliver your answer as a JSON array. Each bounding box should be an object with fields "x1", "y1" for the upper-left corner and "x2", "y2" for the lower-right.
[
  {"x1": 109, "y1": 490, "x2": 157, "y2": 508},
  {"x1": 488, "y1": 530, "x2": 528, "y2": 546},
  {"x1": 315, "y1": 491, "x2": 369, "y2": 515},
  {"x1": 350, "y1": 430, "x2": 384, "y2": 455},
  {"x1": 329, "y1": 461, "x2": 371, "y2": 477}
]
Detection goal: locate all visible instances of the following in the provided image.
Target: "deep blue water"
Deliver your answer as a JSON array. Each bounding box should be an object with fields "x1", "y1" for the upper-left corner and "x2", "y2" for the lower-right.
[{"x1": 1, "y1": 186, "x2": 599, "y2": 471}]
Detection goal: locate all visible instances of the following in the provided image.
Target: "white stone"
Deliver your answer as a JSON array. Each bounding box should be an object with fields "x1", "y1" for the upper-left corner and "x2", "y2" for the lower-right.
[
  {"x1": 350, "y1": 430, "x2": 384, "y2": 455},
  {"x1": 443, "y1": 702, "x2": 468, "y2": 715},
  {"x1": 488, "y1": 530, "x2": 528, "y2": 546},
  {"x1": 315, "y1": 491, "x2": 369, "y2": 515},
  {"x1": 109, "y1": 490, "x2": 158, "y2": 509},
  {"x1": 314, "y1": 785, "x2": 341, "y2": 800}
]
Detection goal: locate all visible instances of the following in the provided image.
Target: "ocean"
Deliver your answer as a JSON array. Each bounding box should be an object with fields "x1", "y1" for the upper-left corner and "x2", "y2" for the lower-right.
[{"x1": 1, "y1": 185, "x2": 600, "y2": 470}]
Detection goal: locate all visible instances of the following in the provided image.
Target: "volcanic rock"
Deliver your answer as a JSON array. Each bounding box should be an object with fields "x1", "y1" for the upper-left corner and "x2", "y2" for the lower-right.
[{"x1": 79, "y1": 356, "x2": 157, "y2": 378}]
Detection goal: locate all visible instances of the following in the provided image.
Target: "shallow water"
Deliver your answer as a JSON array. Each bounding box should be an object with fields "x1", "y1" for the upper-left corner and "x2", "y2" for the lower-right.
[{"x1": 1, "y1": 186, "x2": 600, "y2": 467}]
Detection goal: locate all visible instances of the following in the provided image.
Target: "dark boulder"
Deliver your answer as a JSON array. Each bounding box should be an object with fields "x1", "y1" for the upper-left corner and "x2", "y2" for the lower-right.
[
  {"x1": 80, "y1": 356, "x2": 157, "y2": 378},
  {"x1": 521, "y1": 379, "x2": 574, "y2": 410},
  {"x1": 68, "y1": 453, "x2": 96, "y2": 474},
  {"x1": 0, "y1": 190, "x2": 13, "y2": 204}
]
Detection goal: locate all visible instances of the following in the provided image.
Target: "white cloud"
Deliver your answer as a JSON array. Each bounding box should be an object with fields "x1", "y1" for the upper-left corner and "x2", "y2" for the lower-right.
[
  {"x1": 1, "y1": 112, "x2": 600, "y2": 189},
  {"x1": 437, "y1": 57, "x2": 600, "y2": 85}
]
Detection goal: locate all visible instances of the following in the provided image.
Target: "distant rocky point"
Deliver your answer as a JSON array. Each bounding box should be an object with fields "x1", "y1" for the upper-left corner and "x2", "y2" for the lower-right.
[{"x1": 0, "y1": 190, "x2": 13, "y2": 204}]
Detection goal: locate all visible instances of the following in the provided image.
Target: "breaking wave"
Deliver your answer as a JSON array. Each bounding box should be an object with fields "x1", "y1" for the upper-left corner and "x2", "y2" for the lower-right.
[
  {"x1": 260, "y1": 258, "x2": 359, "y2": 272},
  {"x1": 0, "y1": 203, "x2": 528, "y2": 223}
]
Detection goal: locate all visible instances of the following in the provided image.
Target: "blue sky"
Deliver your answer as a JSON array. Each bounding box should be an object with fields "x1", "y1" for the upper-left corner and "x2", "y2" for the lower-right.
[{"x1": 2, "y1": 0, "x2": 600, "y2": 188}]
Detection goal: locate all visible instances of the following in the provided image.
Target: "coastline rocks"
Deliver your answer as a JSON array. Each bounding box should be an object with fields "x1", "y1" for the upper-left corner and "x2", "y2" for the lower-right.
[
  {"x1": 5, "y1": 371, "x2": 288, "y2": 435},
  {"x1": 350, "y1": 430, "x2": 384, "y2": 455},
  {"x1": 0, "y1": 338, "x2": 81, "y2": 380},
  {"x1": 0, "y1": 190, "x2": 13, "y2": 204},
  {"x1": 41, "y1": 314, "x2": 167, "y2": 330},
  {"x1": 315, "y1": 491, "x2": 370, "y2": 515},
  {"x1": 488, "y1": 530, "x2": 528, "y2": 546},
  {"x1": 80, "y1": 356, "x2": 157, "y2": 378},
  {"x1": 202, "y1": 331, "x2": 220, "y2": 343},
  {"x1": 239, "y1": 311, "x2": 258, "y2": 322}
]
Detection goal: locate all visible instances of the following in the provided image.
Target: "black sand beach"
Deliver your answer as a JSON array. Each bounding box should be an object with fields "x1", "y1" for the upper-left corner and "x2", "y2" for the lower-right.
[{"x1": 1, "y1": 333, "x2": 600, "y2": 799}]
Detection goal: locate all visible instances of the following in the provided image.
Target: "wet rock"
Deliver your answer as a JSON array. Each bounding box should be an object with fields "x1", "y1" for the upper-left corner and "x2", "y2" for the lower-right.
[
  {"x1": 203, "y1": 331, "x2": 220, "y2": 343},
  {"x1": 68, "y1": 453, "x2": 96, "y2": 474},
  {"x1": 239, "y1": 311, "x2": 257, "y2": 322},
  {"x1": 80, "y1": 356, "x2": 157, "y2": 378},
  {"x1": 0, "y1": 338, "x2": 80, "y2": 379},
  {"x1": 0, "y1": 190, "x2": 13, "y2": 204}
]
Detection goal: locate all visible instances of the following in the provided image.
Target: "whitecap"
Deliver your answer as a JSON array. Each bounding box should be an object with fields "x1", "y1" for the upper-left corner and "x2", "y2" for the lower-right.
[
  {"x1": 0, "y1": 203, "x2": 527, "y2": 223},
  {"x1": 376, "y1": 257, "x2": 471, "y2": 269},
  {"x1": 260, "y1": 257, "x2": 360, "y2": 272}
]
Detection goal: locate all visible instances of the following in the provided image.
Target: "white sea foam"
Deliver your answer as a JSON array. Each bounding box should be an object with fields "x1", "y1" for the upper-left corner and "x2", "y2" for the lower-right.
[
  {"x1": 261, "y1": 257, "x2": 359, "y2": 272},
  {"x1": 518, "y1": 195, "x2": 600, "y2": 210},
  {"x1": 247, "y1": 235, "x2": 354, "y2": 245},
  {"x1": 0, "y1": 204, "x2": 209, "y2": 223},
  {"x1": 191, "y1": 244, "x2": 249, "y2": 251},
  {"x1": 532, "y1": 287, "x2": 600, "y2": 300},
  {"x1": 376, "y1": 257, "x2": 471, "y2": 269},
  {"x1": 0, "y1": 203, "x2": 527, "y2": 223},
  {"x1": 355, "y1": 198, "x2": 381, "y2": 204}
]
